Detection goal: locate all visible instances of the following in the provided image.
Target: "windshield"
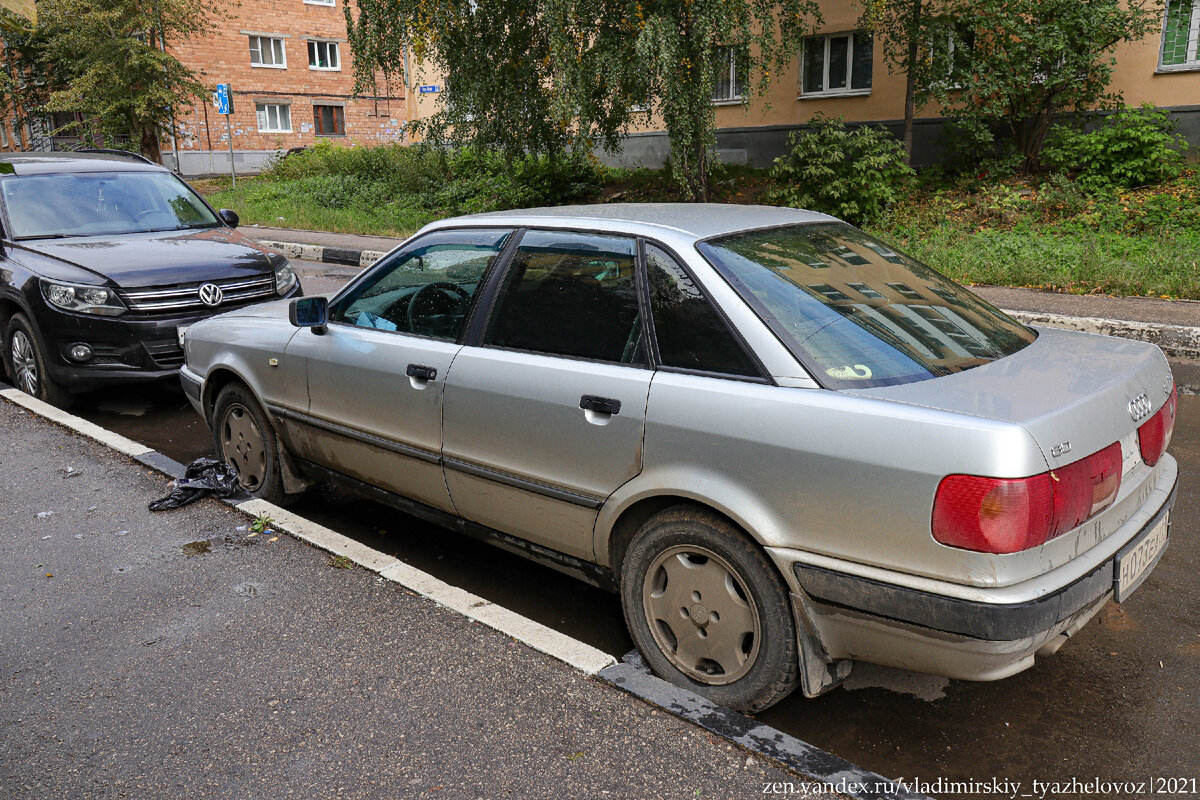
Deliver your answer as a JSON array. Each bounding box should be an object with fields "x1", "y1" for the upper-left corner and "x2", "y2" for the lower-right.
[
  {"x1": 698, "y1": 223, "x2": 1036, "y2": 389},
  {"x1": 1, "y1": 171, "x2": 220, "y2": 239}
]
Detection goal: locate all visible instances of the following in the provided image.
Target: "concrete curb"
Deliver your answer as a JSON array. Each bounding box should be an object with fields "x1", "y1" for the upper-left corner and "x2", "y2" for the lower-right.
[
  {"x1": 253, "y1": 237, "x2": 1200, "y2": 361},
  {"x1": 1, "y1": 381, "x2": 924, "y2": 800}
]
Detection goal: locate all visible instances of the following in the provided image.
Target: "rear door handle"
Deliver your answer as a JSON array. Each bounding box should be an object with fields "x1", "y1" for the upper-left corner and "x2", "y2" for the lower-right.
[
  {"x1": 406, "y1": 364, "x2": 437, "y2": 381},
  {"x1": 579, "y1": 395, "x2": 621, "y2": 416}
]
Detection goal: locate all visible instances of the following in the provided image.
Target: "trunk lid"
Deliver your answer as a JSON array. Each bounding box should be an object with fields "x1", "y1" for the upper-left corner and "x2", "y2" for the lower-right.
[{"x1": 844, "y1": 326, "x2": 1174, "y2": 470}]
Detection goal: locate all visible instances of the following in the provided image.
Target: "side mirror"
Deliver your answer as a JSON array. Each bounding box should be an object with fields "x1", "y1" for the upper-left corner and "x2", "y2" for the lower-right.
[
  {"x1": 217, "y1": 209, "x2": 240, "y2": 228},
  {"x1": 289, "y1": 296, "x2": 328, "y2": 334}
]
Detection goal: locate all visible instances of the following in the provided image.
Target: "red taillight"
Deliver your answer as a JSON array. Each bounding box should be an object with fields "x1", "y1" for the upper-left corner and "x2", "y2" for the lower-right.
[
  {"x1": 932, "y1": 442, "x2": 1123, "y2": 554},
  {"x1": 1138, "y1": 384, "x2": 1177, "y2": 467}
]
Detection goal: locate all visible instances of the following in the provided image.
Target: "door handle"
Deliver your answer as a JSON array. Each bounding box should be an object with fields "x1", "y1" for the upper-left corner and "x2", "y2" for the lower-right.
[
  {"x1": 406, "y1": 364, "x2": 437, "y2": 381},
  {"x1": 579, "y1": 395, "x2": 621, "y2": 416}
]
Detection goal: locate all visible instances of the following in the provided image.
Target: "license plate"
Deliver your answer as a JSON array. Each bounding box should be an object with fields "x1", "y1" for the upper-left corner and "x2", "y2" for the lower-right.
[
  {"x1": 177, "y1": 324, "x2": 190, "y2": 348},
  {"x1": 1114, "y1": 513, "x2": 1169, "y2": 602}
]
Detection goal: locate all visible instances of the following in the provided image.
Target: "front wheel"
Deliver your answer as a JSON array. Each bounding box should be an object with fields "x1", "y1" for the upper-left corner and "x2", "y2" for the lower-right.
[
  {"x1": 5, "y1": 314, "x2": 73, "y2": 408},
  {"x1": 619, "y1": 505, "x2": 800, "y2": 713},
  {"x1": 212, "y1": 383, "x2": 292, "y2": 505}
]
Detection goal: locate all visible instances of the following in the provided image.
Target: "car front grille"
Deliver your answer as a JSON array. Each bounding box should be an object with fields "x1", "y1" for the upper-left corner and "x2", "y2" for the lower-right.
[
  {"x1": 143, "y1": 339, "x2": 185, "y2": 368},
  {"x1": 119, "y1": 275, "x2": 275, "y2": 313}
]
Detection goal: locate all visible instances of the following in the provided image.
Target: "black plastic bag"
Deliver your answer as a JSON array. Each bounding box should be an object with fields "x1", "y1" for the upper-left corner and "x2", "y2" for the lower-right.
[{"x1": 148, "y1": 457, "x2": 241, "y2": 511}]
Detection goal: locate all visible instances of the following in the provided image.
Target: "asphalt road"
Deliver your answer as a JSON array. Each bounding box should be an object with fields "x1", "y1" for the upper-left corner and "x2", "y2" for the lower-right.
[{"x1": 63, "y1": 262, "x2": 1200, "y2": 796}]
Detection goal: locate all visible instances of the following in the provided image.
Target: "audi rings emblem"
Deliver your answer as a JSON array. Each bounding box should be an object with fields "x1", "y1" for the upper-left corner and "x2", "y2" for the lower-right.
[
  {"x1": 1128, "y1": 393, "x2": 1152, "y2": 423},
  {"x1": 198, "y1": 283, "x2": 224, "y2": 307}
]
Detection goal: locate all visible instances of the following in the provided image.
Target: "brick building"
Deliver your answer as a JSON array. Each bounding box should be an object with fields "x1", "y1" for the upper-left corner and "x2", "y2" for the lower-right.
[{"x1": 1, "y1": 0, "x2": 410, "y2": 175}]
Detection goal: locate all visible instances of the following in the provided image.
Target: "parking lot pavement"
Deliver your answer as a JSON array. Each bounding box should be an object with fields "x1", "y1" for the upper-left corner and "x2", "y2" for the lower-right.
[{"x1": 0, "y1": 400, "x2": 841, "y2": 800}]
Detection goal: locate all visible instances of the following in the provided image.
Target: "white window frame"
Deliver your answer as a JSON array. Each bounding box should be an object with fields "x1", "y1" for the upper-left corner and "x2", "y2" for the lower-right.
[
  {"x1": 711, "y1": 46, "x2": 746, "y2": 104},
  {"x1": 307, "y1": 40, "x2": 341, "y2": 71},
  {"x1": 249, "y1": 36, "x2": 287, "y2": 69},
  {"x1": 800, "y1": 32, "x2": 872, "y2": 98},
  {"x1": 1160, "y1": 0, "x2": 1200, "y2": 70},
  {"x1": 256, "y1": 102, "x2": 292, "y2": 133}
]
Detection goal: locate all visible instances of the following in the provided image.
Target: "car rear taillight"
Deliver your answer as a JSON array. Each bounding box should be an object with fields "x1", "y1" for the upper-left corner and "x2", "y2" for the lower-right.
[
  {"x1": 1138, "y1": 384, "x2": 1177, "y2": 467},
  {"x1": 932, "y1": 442, "x2": 1123, "y2": 554}
]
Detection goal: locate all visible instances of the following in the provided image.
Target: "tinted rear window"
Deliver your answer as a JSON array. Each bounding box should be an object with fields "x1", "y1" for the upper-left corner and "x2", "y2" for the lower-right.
[{"x1": 698, "y1": 223, "x2": 1036, "y2": 389}]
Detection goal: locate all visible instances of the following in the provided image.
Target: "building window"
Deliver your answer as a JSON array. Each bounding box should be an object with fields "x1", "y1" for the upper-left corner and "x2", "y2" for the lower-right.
[
  {"x1": 249, "y1": 36, "x2": 286, "y2": 68},
  {"x1": 308, "y1": 40, "x2": 340, "y2": 70},
  {"x1": 801, "y1": 32, "x2": 872, "y2": 96},
  {"x1": 1162, "y1": 0, "x2": 1200, "y2": 68},
  {"x1": 314, "y1": 105, "x2": 345, "y2": 136},
  {"x1": 256, "y1": 103, "x2": 292, "y2": 132},
  {"x1": 711, "y1": 46, "x2": 747, "y2": 102}
]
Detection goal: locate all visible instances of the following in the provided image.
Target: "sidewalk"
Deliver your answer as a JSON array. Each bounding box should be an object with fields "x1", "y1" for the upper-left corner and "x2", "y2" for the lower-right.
[
  {"x1": 248, "y1": 225, "x2": 1200, "y2": 364},
  {"x1": 0, "y1": 398, "x2": 861, "y2": 800}
]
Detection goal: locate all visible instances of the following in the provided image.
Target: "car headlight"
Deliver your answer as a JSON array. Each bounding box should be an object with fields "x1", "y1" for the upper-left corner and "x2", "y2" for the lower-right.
[
  {"x1": 40, "y1": 280, "x2": 127, "y2": 316},
  {"x1": 274, "y1": 261, "x2": 297, "y2": 295}
]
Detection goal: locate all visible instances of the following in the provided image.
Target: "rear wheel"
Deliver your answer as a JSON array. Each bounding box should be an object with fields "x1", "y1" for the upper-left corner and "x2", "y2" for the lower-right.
[
  {"x1": 5, "y1": 314, "x2": 73, "y2": 408},
  {"x1": 212, "y1": 383, "x2": 291, "y2": 505},
  {"x1": 619, "y1": 505, "x2": 800, "y2": 713}
]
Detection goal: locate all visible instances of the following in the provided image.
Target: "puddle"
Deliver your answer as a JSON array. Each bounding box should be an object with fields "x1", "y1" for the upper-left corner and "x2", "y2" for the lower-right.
[{"x1": 181, "y1": 540, "x2": 213, "y2": 556}]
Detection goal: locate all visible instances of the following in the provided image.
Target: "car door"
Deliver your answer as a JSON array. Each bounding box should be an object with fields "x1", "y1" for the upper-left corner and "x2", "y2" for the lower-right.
[
  {"x1": 282, "y1": 228, "x2": 513, "y2": 513},
  {"x1": 441, "y1": 229, "x2": 653, "y2": 561}
]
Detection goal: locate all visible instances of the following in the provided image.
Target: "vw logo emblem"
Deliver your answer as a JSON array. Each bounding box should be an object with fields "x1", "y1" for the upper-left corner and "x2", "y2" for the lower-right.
[
  {"x1": 1128, "y1": 393, "x2": 1152, "y2": 423},
  {"x1": 198, "y1": 283, "x2": 224, "y2": 307}
]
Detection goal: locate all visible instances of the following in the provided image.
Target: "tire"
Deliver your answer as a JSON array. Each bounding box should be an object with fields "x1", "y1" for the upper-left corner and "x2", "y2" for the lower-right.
[
  {"x1": 5, "y1": 314, "x2": 74, "y2": 408},
  {"x1": 619, "y1": 505, "x2": 800, "y2": 713},
  {"x1": 212, "y1": 382, "x2": 293, "y2": 505}
]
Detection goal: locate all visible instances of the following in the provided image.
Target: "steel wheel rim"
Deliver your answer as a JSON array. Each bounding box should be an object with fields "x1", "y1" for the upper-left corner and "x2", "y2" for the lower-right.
[
  {"x1": 219, "y1": 403, "x2": 267, "y2": 491},
  {"x1": 641, "y1": 544, "x2": 762, "y2": 686},
  {"x1": 11, "y1": 330, "x2": 38, "y2": 396}
]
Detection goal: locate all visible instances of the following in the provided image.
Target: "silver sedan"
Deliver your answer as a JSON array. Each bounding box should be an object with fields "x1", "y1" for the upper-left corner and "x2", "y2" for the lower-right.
[{"x1": 180, "y1": 204, "x2": 1178, "y2": 712}]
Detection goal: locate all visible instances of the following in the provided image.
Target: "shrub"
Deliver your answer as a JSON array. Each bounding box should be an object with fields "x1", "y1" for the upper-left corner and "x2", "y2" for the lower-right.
[
  {"x1": 1042, "y1": 104, "x2": 1189, "y2": 192},
  {"x1": 937, "y1": 118, "x2": 1023, "y2": 182},
  {"x1": 766, "y1": 117, "x2": 914, "y2": 225}
]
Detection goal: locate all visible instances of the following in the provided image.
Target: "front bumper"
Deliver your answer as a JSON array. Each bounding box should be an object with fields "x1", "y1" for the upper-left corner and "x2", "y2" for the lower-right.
[
  {"x1": 779, "y1": 461, "x2": 1177, "y2": 681},
  {"x1": 27, "y1": 284, "x2": 301, "y2": 392}
]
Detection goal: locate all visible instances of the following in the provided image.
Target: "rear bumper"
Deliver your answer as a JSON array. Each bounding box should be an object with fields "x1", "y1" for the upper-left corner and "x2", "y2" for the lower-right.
[{"x1": 779, "y1": 463, "x2": 1177, "y2": 681}]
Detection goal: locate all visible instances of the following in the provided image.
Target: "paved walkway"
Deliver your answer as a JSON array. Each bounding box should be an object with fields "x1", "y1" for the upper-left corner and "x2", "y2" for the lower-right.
[{"x1": 0, "y1": 400, "x2": 837, "y2": 800}]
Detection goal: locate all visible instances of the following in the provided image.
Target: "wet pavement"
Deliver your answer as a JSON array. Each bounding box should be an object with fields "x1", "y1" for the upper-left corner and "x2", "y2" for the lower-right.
[{"x1": 62, "y1": 262, "x2": 1200, "y2": 797}]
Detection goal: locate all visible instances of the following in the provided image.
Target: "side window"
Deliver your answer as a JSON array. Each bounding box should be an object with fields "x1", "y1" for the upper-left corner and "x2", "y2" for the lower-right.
[
  {"x1": 331, "y1": 228, "x2": 511, "y2": 340},
  {"x1": 486, "y1": 230, "x2": 644, "y2": 365},
  {"x1": 645, "y1": 245, "x2": 759, "y2": 377}
]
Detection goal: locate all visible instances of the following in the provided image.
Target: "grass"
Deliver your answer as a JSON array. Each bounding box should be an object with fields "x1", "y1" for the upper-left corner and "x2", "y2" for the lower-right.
[{"x1": 194, "y1": 143, "x2": 1200, "y2": 299}]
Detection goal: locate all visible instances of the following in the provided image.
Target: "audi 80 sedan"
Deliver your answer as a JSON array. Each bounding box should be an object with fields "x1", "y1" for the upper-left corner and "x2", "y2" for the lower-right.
[
  {"x1": 0, "y1": 152, "x2": 300, "y2": 407},
  {"x1": 179, "y1": 204, "x2": 1177, "y2": 712}
]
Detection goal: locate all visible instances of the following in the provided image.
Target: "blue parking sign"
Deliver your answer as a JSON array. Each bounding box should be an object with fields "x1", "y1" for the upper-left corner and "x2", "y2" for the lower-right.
[{"x1": 214, "y1": 84, "x2": 233, "y2": 115}]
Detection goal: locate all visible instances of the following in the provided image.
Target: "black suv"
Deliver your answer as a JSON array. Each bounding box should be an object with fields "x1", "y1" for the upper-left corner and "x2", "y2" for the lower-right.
[{"x1": 0, "y1": 152, "x2": 301, "y2": 406}]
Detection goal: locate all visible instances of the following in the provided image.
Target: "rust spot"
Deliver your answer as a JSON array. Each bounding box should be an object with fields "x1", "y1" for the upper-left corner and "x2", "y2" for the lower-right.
[{"x1": 1098, "y1": 603, "x2": 1138, "y2": 632}]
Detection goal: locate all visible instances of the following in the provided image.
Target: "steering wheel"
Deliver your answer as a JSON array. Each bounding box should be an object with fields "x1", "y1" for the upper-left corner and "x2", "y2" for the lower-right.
[{"x1": 407, "y1": 281, "x2": 471, "y2": 336}]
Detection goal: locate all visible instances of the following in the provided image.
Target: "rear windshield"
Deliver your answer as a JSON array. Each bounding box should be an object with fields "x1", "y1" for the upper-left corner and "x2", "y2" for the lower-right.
[
  {"x1": 0, "y1": 171, "x2": 219, "y2": 240},
  {"x1": 697, "y1": 223, "x2": 1036, "y2": 389}
]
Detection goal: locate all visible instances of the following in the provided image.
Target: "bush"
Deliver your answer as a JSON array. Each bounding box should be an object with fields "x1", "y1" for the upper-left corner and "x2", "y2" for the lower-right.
[
  {"x1": 766, "y1": 117, "x2": 914, "y2": 224},
  {"x1": 1042, "y1": 105, "x2": 1189, "y2": 192},
  {"x1": 937, "y1": 118, "x2": 1023, "y2": 182}
]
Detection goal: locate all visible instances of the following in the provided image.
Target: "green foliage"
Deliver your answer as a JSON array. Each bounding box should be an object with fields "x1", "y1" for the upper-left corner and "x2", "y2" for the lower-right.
[
  {"x1": 766, "y1": 117, "x2": 914, "y2": 225},
  {"x1": 16, "y1": 0, "x2": 219, "y2": 162},
  {"x1": 1042, "y1": 105, "x2": 1190, "y2": 193},
  {"x1": 937, "y1": 118, "x2": 1021, "y2": 181},
  {"x1": 345, "y1": 0, "x2": 824, "y2": 200},
  {"x1": 928, "y1": 0, "x2": 1160, "y2": 169}
]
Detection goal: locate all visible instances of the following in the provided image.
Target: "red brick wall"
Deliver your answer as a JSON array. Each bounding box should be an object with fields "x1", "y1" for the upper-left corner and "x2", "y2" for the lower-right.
[{"x1": 169, "y1": 0, "x2": 409, "y2": 156}]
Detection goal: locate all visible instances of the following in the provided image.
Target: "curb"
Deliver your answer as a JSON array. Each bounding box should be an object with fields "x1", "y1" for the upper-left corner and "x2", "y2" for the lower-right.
[
  {"x1": 253, "y1": 237, "x2": 1200, "y2": 362},
  {"x1": 0, "y1": 381, "x2": 925, "y2": 800}
]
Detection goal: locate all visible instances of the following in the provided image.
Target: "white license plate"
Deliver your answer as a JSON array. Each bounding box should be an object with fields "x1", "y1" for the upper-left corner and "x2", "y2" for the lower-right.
[
  {"x1": 177, "y1": 324, "x2": 190, "y2": 348},
  {"x1": 1114, "y1": 514, "x2": 1169, "y2": 602}
]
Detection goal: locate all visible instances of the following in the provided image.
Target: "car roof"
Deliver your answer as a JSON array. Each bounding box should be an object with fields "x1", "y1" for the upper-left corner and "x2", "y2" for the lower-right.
[
  {"x1": 0, "y1": 152, "x2": 165, "y2": 176},
  {"x1": 440, "y1": 203, "x2": 838, "y2": 241}
]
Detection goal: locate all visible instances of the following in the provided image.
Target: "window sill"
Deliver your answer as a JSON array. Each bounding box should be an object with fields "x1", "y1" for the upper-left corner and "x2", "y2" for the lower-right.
[
  {"x1": 303, "y1": 0, "x2": 336, "y2": 5},
  {"x1": 315, "y1": 133, "x2": 346, "y2": 138},
  {"x1": 1156, "y1": 64, "x2": 1200, "y2": 73},
  {"x1": 308, "y1": 66, "x2": 342, "y2": 71},
  {"x1": 251, "y1": 64, "x2": 288, "y2": 70},
  {"x1": 711, "y1": 98, "x2": 746, "y2": 106},
  {"x1": 259, "y1": 129, "x2": 293, "y2": 134},
  {"x1": 797, "y1": 89, "x2": 872, "y2": 100}
]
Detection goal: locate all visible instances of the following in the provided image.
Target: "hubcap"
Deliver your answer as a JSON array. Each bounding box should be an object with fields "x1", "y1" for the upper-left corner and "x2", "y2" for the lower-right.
[
  {"x1": 642, "y1": 545, "x2": 761, "y2": 686},
  {"x1": 220, "y1": 404, "x2": 267, "y2": 491},
  {"x1": 11, "y1": 330, "x2": 38, "y2": 396}
]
